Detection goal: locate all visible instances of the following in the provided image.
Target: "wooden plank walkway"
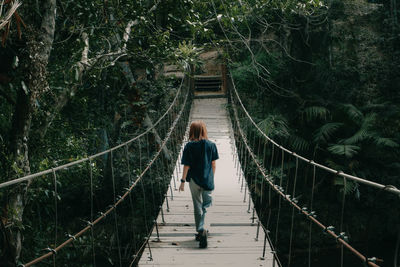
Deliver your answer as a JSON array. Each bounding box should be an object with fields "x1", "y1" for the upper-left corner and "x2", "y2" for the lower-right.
[{"x1": 139, "y1": 98, "x2": 273, "y2": 267}]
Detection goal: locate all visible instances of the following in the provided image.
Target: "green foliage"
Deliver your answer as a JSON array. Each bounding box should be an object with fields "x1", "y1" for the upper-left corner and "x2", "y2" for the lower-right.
[
  {"x1": 327, "y1": 144, "x2": 360, "y2": 158},
  {"x1": 313, "y1": 122, "x2": 344, "y2": 143},
  {"x1": 257, "y1": 114, "x2": 290, "y2": 139},
  {"x1": 303, "y1": 106, "x2": 330, "y2": 122},
  {"x1": 226, "y1": 0, "x2": 400, "y2": 265}
]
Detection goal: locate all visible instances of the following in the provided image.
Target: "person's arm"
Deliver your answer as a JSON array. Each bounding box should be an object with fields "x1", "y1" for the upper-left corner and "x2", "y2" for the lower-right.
[
  {"x1": 211, "y1": 160, "x2": 216, "y2": 175},
  {"x1": 179, "y1": 165, "x2": 190, "y2": 192}
]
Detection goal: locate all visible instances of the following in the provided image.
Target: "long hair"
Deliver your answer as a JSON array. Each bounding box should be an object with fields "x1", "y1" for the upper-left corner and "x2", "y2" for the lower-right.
[{"x1": 189, "y1": 120, "x2": 208, "y2": 141}]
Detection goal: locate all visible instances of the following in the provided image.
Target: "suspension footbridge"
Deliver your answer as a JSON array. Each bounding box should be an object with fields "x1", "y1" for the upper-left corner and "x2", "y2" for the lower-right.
[
  {"x1": 139, "y1": 97, "x2": 273, "y2": 266},
  {"x1": 0, "y1": 67, "x2": 399, "y2": 267}
]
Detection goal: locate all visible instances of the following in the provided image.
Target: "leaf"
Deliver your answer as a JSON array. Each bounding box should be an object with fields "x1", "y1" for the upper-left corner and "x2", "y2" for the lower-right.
[
  {"x1": 328, "y1": 144, "x2": 360, "y2": 158},
  {"x1": 341, "y1": 128, "x2": 369, "y2": 145},
  {"x1": 290, "y1": 135, "x2": 310, "y2": 151},
  {"x1": 341, "y1": 113, "x2": 376, "y2": 145},
  {"x1": 313, "y1": 122, "x2": 344, "y2": 143},
  {"x1": 373, "y1": 137, "x2": 399, "y2": 148},
  {"x1": 303, "y1": 106, "x2": 330, "y2": 121},
  {"x1": 257, "y1": 114, "x2": 289, "y2": 138},
  {"x1": 339, "y1": 104, "x2": 363, "y2": 123}
]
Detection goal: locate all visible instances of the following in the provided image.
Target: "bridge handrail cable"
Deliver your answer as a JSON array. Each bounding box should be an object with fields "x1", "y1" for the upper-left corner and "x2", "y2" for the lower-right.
[
  {"x1": 23, "y1": 71, "x2": 191, "y2": 267},
  {"x1": 229, "y1": 81, "x2": 380, "y2": 267},
  {"x1": 229, "y1": 72, "x2": 400, "y2": 196},
  {"x1": 0, "y1": 74, "x2": 186, "y2": 190}
]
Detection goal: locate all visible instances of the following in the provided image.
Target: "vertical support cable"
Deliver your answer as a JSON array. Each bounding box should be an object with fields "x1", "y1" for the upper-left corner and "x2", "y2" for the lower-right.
[
  {"x1": 288, "y1": 157, "x2": 299, "y2": 267},
  {"x1": 308, "y1": 165, "x2": 316, "y2": 267},
  {"x1": 146, "y1": 134, "x2": 157, "y2": 214},
  {"x1": 340, "y1": 177, "x2": 347, "y2": 267},
  {"x1": 125, "y1": 144, "x2": 137, "y2": 253},
  {"x1": 52, "y1": 169, "x2": 58, "y2": 267},
  {"x1": 110, "y1": 151, "x2": 122, "y2": 267},
  {"x1": 88, "y1": 158, "x2": 96, "y2": 267}
]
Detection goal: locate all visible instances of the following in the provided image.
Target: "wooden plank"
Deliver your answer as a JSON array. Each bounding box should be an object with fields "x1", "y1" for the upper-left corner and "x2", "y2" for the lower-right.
[{"x1": 138, "y1": 98, "x2": 273, "y2": 267}]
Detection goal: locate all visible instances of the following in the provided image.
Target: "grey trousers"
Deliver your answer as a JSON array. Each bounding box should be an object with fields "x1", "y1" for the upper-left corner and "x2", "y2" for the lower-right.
[{"x1": 189, "y1": 180, "x2": 212, "y2": 232}]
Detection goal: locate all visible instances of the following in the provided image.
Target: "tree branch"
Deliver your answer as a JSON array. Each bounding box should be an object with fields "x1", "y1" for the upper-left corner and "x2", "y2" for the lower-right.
[
  {"x1": 39, "y1": 19, "x2": 138, "y2": 139},
  {"x1": 0, "y1": 0, "x2": 21, "y2": 30}
]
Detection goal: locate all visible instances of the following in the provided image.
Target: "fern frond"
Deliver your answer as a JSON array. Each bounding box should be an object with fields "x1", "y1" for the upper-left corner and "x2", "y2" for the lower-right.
[
  {"x1": 341, "y1": 128, "x2": 370, "y2": 145},
  {"x1": 289, "y1": 135, "x2": 310, "y2": 151},
  {"x1": 325, "y1": 159, "x2": 344, "y2": 170},
  {"x1": 303, "y1": 106, "x2": 330, "y2": 122},
  {"x1": 313, "y1": 122, "x2": 344, "y2": 143},
  {"x1": 340, "y1": 104, "x2": 363, "y2": 123},
  {"x1": 328, "y1": 144, "x2": 360, "y2": 158},
  {"x1": 257, "y1": 114, "x2": 289, "y2": 138},
  {"x1": 373, "y1": 137, "x2": 399, "y2": 148}
]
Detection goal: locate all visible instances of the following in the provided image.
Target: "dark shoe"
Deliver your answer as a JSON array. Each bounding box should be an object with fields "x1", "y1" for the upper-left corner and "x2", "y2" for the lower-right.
[
  {"x1": 195, "y1": 230, "x2": 209, "y2": 241},
  {"x1": 199, "y1": 229, "x2": 208, "y2": 248}
]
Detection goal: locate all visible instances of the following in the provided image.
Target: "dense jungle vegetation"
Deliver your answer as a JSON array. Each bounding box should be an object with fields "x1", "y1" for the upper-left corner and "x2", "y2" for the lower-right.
[{"x1": 0, "y1": 0, "x2": 399, "y2": 266}]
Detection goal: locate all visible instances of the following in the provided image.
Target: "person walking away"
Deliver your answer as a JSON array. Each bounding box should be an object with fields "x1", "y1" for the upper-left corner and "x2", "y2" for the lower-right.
[{"x1": 179, "y1": 120, "x2": 219, "y2": 248}]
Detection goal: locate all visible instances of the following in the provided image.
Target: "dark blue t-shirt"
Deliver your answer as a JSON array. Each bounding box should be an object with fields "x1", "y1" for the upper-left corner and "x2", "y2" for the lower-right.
[{"x1": 181, "y1": 139, "x2": 219, "y2": 191}]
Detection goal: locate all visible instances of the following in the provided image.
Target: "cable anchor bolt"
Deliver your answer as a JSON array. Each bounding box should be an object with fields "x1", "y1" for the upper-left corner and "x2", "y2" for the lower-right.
[
  {"x1": 67, "y1": 234, "x2": 76, "y2": 241},
  {"x1": 324, "y1": 225, "x2": 335, "y2": 234},
  {"x1": 336, "y1": 232, "x2": 349, "y2": 242},
  {"x1": 308, "y1": 211, "x2": 317, "y2": 218},
  {"x1": 45, "y1": 247, "x2": 57, "y2": 255}
]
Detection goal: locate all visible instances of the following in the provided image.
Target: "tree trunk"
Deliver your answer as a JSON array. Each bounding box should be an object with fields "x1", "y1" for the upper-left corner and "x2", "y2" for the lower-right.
[{"x1": 0, "y1": 1, "x2": 56, "y2": 266}]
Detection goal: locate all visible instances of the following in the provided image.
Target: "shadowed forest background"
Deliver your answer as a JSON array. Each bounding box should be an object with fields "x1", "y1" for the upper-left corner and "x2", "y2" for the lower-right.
[{"x1": 0, "y1": 0, "x2": 399, "y2": 266}]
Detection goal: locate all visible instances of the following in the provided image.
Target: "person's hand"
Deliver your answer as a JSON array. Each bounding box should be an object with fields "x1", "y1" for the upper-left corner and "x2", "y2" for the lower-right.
[{"x1": 179, "y1": 182, "x2": 185, "y2": 192}]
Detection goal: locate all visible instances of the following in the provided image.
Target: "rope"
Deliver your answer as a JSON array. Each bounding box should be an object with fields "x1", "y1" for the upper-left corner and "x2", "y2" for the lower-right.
[
  {"x1": 125, "y1": 144, "x2": 137, "y2": 253},
  {"x1": 229, "y1": 72, "x2": 400, "y2": 196},
  {"x1": 340, "y1": 177, "x2": 347, "y2": 267},
  {"x1": 22, "y1": 72, "x2": 191, "y2": 267},
  {"x1": 0, "y1": 75, "x2": 186, "y2": 189},
  {"x1": 52, "y1": 169, "x2": 57, "y2": 267},
  {"x1": 308, "y1": 165, "x2": 316, "y2": 267},
  {"x1": 110, "y1": 151, "x2": 122, "y2": 267},
  {"x1": 89, "y1": 158, "x2": 96, "y2": 267},
  {"x1": 229, "y1": 81, "x2": 380, "y2": 267},
  {"x1": 288, "y1": 157, "x2": 299, "y2": 267}
]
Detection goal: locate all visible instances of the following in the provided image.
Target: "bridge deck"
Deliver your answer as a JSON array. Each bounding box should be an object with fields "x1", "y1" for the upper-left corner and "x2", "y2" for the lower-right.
[{"x1": 139, "y1": 98, "x2": 273, "y2": 266}]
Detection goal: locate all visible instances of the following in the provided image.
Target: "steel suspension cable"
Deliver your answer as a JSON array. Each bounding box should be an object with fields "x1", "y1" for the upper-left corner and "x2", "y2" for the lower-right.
[
  {"x1": 0, "y1": 76, "x2": 186, "y2": 189},
  {"x1": 125, "y1": 144, "x2": 137, "y2": 253},
  {"x1": 229, "y1": 83, "x2": 380, "y2": 267},
  {"x1": 228, "y1": 73, "x2": 400, "y2": 196},
  {"x1": 340, "y1": 177, "x2": 347, "y2": 267},
  {"x1": 110, "y1": 151, "x2": 122, "y2": 267},
  {"x1": 288, "y1": 157, "x2": 299, "y2": 267},
  {"x1": 52, "y1": 169, "x2": 58, "y2": 267},
  {"x1": 308, "y1": 165, "x2": 316, "y2": 267},
  {"x1": 22, "y1": 73, "x2": 191, "y2": 267}
]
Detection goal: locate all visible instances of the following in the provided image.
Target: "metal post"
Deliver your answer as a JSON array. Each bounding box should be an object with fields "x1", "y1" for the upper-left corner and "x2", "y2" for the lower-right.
[
  {"x1": 169, "y1": 184, "x2": 174, "y2": 200},
  {"x1": 172, "y1": 172, "x2": 177, "y2": 190},
  {"x1": 146, "y1": 238, "x2": 153, "y2": 261},
  {"x1": 252, "y1": 208, "x2": 256, "y2": 224},
  {"x1": 154, "y1": 220, "x2": 160, "y2": 242},
  {"x1": 160, "y1": 205, "x2": 165, "y2": 224},
  {"x1": 247, "y1": 192, "x2": 251, "y2": 213},
  {"x1": 262, "y1": 230, "x2": 267, "y2": 259},
  {"x1": 272, "y1": 252, "x2": 276, "y2": 267},
  {"x1": 164, "y1": 194, "x2": 170, "y2": 212},
  {"x1": 255, "y1": 220, "x2": 261, "y2": 241},
  {"x1": 243, "y1": 184, "x2": 247, "y2": 202}
]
